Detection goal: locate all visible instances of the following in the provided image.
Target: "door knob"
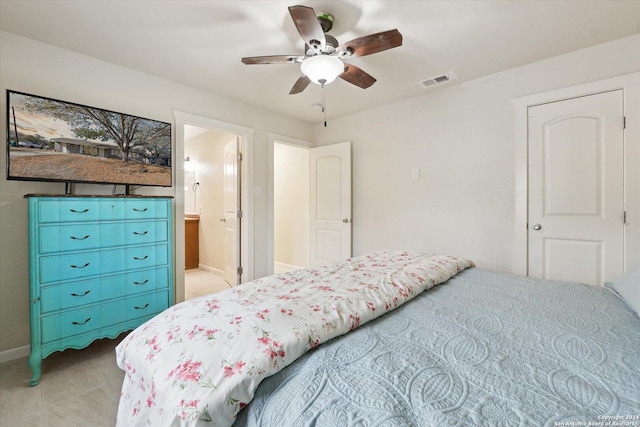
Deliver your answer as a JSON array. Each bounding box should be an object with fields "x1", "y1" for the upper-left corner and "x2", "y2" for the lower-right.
[
  {"x1": 342, "y1": 218, "x2": 351, "y2": 223},
  {"x1": 532, "y1": 223, "x2": 542, "y2": 230}
]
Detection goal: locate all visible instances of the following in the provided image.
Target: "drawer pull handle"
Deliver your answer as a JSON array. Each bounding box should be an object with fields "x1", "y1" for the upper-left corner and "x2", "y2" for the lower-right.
[
  {"x1": 134, "y1": 303, "x2": 150, "y2": 310},
  {"x1": 70, "y1": 262, "x2": 91, "y2": 269},
  {"x1": 133, "y1": 231, "x2": 149, "y2": 236},
  {"x1": 133, "y1": 279, "x2": 149, "y2": 285},
  {"x1": 71, "y1": 290, "x2": 91, "y2": 297},
  {"x1": 133, "y1": 255, "x2": 149, "y2": 261},
  {"x1": 70, "y1": 235, "x2": 90, "y2": 241},
  {"x1": 69, "y1": 208, "x2": 90, "y2": 213},
  {"x1": 72, "y1": 317, "x2": 91, "y2": 325},
  {"x1": 132, "y1": 208, "x2": 148, "y2": 212}
]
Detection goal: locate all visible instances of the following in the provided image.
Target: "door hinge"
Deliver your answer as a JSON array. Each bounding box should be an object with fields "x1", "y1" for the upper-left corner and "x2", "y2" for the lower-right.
[
  {"x1": 237, "y1": 153, "x2": 243, "y2": 162},
  {"x1": 237, "y1": 210, "x2": 243, "y2": 218},
  {"x1": 624, "y1": 211, "x2": 627, "y2": 224},
  {"x1": 237, "y1": 266, "x2": 243, "y2": 275},
  {"x1": 623, "y1": 116, "x2": 626, "y2": 129}
]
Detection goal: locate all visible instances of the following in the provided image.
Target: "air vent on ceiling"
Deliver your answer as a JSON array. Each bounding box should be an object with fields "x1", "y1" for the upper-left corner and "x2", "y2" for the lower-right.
[{"x1": 419, "y1": 72, "x2": 456, "y2": 89}]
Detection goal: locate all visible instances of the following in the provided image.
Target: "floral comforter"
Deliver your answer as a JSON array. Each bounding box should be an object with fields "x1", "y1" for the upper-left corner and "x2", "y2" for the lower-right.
[{"x1": 115, "y1": 251, "x2": 474, "y2": 426}]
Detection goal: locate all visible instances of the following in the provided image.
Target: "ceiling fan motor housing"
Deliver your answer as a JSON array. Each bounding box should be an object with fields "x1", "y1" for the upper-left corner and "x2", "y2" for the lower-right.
[{"x1": 306, "y1": 34, "x2": 339, "y2": 56}]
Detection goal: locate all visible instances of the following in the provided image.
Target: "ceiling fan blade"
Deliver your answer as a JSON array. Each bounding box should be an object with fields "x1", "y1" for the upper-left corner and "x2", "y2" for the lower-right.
[
  {"x1": 338, "y1": 29, "x2": 402, "y2": 57},
  {"x1": 289, "y1": 75, "x2": 312, "y2": 95},
  {"x1": 288, "y1": 5, "x2": 326, "y2": 51},
  {"x1": 242, "y1": 55, "x2": 305, "y2": 65},
  {"x1": 339, "y1": 64, "x2": 377, "y2": 89}
]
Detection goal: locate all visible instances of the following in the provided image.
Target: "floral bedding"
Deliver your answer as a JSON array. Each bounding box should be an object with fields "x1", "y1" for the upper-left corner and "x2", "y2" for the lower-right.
[{"x1": 115, "y1": 251, "x2": 474, "y2": 426}]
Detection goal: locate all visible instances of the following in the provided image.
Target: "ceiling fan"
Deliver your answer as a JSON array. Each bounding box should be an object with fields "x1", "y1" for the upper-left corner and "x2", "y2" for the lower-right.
[{"x1": 241, "y1": 5, "x2": 403, "y2": 95}]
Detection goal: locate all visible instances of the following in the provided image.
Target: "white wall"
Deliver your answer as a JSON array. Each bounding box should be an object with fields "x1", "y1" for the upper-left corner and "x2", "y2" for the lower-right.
[
  {"x1": 0, "y1": 31, "x2": 314, "y2": 355},
  {"x1": 274, "y1": 143, "x2": 309, "y2": 269},
  {"x1": 314, "y1": 34, "x2": 640, "y2": 272}
]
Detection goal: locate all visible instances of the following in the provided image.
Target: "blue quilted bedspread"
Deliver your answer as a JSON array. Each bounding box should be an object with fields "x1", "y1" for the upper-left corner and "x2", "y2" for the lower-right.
[{"x1": 234, "y1": 268, "x2": 640, "y2": 426}]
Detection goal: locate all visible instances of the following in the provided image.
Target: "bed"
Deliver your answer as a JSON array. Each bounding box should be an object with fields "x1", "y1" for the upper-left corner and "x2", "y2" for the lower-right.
[{"x1": 115, "y1": 251, "x2": 640, "y2": 426}]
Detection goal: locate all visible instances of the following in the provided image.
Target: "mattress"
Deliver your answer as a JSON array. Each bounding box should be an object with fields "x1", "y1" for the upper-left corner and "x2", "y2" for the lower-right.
[
  {"x1": 115, "y1": 251, "x2": 473, "y2": 426},
  {"x1": 234, "y1": 268, "x2": 640, "y2": 426}
]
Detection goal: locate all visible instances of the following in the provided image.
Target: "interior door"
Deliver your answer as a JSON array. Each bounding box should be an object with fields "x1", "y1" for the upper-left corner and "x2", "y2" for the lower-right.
[
  {"x1": 528, "y1": 90, "x2": 624, "y2": 286},
  {"x1": 223, "y1": 138, "x2": 241, "y2": 285},
  {"x1": 309, "y1": 141, "x2": 352, "y2": 266}
]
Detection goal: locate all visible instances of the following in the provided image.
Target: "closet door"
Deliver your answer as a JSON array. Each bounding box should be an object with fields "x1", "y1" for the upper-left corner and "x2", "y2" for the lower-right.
[{"x1": 528, "y1": 90, "x2": 624, "y2": 286}]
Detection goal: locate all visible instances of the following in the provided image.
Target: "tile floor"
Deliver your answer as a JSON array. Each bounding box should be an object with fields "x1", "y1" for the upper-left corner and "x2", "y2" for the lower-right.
[
  {"x1": 0, "y1": 269, "x2": 230, "y2": 426},
  {"x1": 184, "y1": 268, "x2": 232, "y2": 299}
]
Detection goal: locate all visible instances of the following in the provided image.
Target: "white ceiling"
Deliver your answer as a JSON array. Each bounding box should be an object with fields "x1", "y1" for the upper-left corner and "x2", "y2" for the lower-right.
[{"x1": 1, "y1": 1, "x2": 639, "y2": 124}]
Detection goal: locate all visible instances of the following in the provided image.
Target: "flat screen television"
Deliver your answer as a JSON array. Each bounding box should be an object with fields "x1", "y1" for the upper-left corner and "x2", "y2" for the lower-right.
[{"x1": 6, "y1": 90, "x2": 172, "y2": 189}]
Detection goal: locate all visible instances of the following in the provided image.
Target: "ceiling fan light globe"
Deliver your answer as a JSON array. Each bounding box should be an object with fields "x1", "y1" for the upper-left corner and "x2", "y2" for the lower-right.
[{"x1": 301, "y1": 55, "x2": 344, "y2": 85}]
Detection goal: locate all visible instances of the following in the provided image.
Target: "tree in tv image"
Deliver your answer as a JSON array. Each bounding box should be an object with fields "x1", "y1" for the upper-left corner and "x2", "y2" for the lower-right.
[{"x1": 7, "y1": 91, "x2": 172, "y2": 187}]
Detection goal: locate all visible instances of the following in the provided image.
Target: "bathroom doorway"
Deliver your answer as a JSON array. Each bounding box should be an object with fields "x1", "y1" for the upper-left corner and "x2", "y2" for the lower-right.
[
  {"x1": 183, "y1": 125, "x2": 241, "y2": 299},
  {"x1": 173, "y1": 111, "x2": 255, "y2": 304}
]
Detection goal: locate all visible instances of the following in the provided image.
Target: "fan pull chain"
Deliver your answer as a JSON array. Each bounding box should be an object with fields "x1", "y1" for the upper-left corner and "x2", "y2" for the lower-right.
[{"x1": 320, "y1": 79, "x2": 327, "y2": 127}]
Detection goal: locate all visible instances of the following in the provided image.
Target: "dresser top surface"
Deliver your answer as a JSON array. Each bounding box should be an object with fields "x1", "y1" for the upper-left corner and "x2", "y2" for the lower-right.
[{"x1": 25, "y1": 194, "x2": 173, "y2": 199}]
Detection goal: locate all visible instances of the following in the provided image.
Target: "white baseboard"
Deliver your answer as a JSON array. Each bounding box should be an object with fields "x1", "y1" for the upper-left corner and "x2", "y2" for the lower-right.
[
  {"x1": 274, "y1": 262, "x2": 303, "y2": 274},
  {"x1": 198, "y1": 264, "x2": 224, "y2": 276},
  {"x1": 0, "y1": 344, "x2": 30, "y2": 364}
]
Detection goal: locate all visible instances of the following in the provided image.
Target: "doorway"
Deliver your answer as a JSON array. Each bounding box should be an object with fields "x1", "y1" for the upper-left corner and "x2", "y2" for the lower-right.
[
  {"x1": 183, "y1": 126, "x2": 240, "y2": 298},
  {"x1": 274, "y1": 142, "x2": 310, "y2": 273},
  {"x1": 269, "y1": 135, "x2": 352, "y2": 275},
  {"x1": 173, "y1": 110, "x2": 255, "y2": 304}
]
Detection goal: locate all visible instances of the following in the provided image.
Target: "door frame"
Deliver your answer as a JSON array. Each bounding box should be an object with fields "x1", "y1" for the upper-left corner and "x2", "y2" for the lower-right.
[
  {"x1": 174, "y1": 110, "x2": 255, "y2": 303},
  {"x1": 512, "y1": 72, "x2": 640, "y2": 276},
  {"x1": 267, "y1": 132, "x2": 314, "y2": 277}
]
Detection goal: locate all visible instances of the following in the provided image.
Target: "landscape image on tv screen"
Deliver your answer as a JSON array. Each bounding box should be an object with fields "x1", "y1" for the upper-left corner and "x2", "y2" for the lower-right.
[{"x1": 6, "y1": 90, "x2": 172, "y2": 187}]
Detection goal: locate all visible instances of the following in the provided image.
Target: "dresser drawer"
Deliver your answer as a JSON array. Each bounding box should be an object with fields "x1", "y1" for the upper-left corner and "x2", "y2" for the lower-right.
[
  {"x1": 41, "y1": 299, "x2": 127, "y2": 343},
  {"x1": 123, "y1": 199, "x2": 169, "y2": 220},
  {"x1": 39, "y1": 220, "x2": 168, "y2": 255},
  {"x1": 125, "y1": 267, "x2": 169, "y2": 295},
  {"x1": 38, "y1": 199, "x2": 100, "y2": 223},
  {"x1": 39, "y1": 270, "x2": 139, "y2": 313},
  {"x1": 40, "y1": 223, "x2": 99, "y2": 253},
  {"x1": 125, "y1": 291, "x2": 169, "y2": 321},
  {"x1": 39, "y1": 251, "x2": 102, "y2": 283},
  {"x1": 39, "y1": 244, "x2": 168, "y2": 284},
  {"x1": 125, "y1": 244, "x2": 168, "y2": 270},
  {"x1": 41, "y1": 279, "x2": 102, "y2": 313},
  {"x1": 39, "y1": 223, "x2": 125, "y2": 254},
  {"x1": 42, "y1": 306, "x2": 99, "y2": 343},
  {"x1": 125, "y1": 220, "x2": 168, "y2": 245},
  {"x1": 36, "y1": 198, "x2": 169, "y2": 223}
]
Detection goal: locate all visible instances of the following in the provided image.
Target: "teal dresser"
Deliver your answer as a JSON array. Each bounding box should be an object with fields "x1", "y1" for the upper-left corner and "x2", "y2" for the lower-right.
[{"x1": 26, "y1": 196, "x2": 173, "y2": 386}]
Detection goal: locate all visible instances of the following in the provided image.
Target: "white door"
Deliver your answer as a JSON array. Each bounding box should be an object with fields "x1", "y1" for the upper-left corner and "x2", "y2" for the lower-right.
[
  {"x1": 223, "y1": 138, "x2": 241, "y2": 286},
  {"x1": 309, "y1": 141, "x2": 352, "y2": 266},
  {"x1": 528, "y1": 90, "x2": 624, "y2": 286}
]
